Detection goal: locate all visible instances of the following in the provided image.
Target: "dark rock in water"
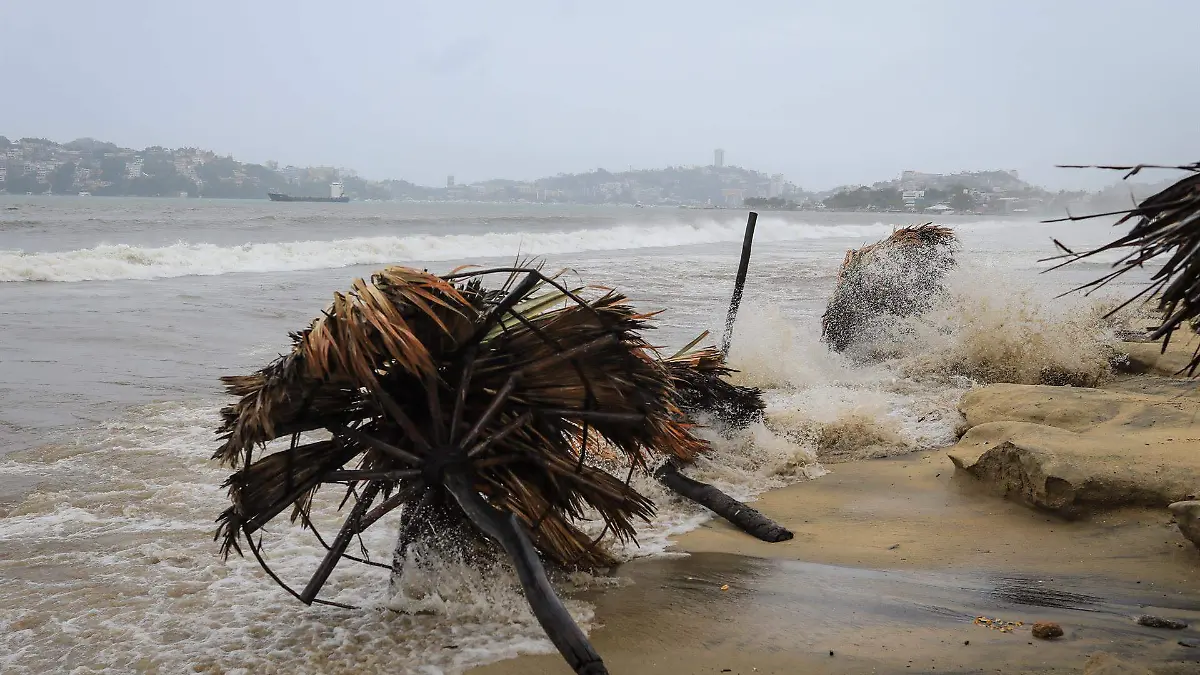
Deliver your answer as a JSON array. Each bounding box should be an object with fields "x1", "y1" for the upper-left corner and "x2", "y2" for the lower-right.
[
  {"x1": 1137, "y1": 615, "x2": 1188, "y2": 630},
  {"x1": 1032, "y1": 621, "x2": 1064, "y2": 639}
]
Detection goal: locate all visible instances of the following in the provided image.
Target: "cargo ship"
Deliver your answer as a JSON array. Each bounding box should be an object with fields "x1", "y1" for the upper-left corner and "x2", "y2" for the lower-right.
[{"x1": 268, "y1": 182, "x2": 349, "y2": 203}]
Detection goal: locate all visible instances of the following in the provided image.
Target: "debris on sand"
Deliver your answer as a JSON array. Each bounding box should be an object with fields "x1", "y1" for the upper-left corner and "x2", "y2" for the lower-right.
[
  {"x1": 1032, "y1": 621, "x2": 1065, "y2": 639},
  {"x1": 1136, "y1": 615, "x2": 1188, "y2": 630}
]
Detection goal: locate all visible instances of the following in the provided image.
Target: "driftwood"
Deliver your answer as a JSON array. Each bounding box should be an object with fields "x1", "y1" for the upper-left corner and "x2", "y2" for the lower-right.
[
  {"x1": 821, "y1": 223, "x2": 958, "y2": 353},
  {"x1": 656, "y1": 462, "x2": 793, "y2": 542},
  {"x1": 658, "y1": 344, "x2": 791, "y2": 543},
  {"x1": 1046, "y1": 163, "x2": 1200, "y2": 375},
  {"x1": 213, "y1": 264, "x2": 712, "y2": 675}
]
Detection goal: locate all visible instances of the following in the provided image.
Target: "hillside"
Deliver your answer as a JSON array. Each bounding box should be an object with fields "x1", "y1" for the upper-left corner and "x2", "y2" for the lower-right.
[
  {"x1": 0, "y1": 136, "x2": 421, "y2": 200},
  {"x1": 0, "y1": 135, "x2": 799, "y2": 205}
]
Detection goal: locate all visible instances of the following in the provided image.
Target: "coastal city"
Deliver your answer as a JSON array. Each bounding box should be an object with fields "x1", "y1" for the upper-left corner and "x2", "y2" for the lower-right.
[{"x1": 0, "y1": 135, "x2": 1138, "y2": 215}]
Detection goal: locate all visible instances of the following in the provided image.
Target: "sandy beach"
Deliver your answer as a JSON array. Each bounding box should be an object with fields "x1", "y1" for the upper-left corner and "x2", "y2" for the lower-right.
[{"x1": 473, "y1": 340, "x2": 1200, "y2": 675}]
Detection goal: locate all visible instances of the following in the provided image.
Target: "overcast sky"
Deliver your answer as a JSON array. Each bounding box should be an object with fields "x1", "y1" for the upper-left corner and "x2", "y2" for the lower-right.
[{"x1": 2, "y1": 1, "x2": 1197, "y2": 189}]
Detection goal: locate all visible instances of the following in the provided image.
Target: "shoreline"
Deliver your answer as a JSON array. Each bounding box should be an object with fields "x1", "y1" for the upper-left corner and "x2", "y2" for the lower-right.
[{"x1": 472, "y1": 340, "x2": 1200, "y2": 674}]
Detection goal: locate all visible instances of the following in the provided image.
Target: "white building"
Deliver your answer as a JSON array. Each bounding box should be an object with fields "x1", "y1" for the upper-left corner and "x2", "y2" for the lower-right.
[
  {"x1": 126, "y1": 157, "x2": 145, "y2": 179},
  {"x1": 902, "y1": 189, "x2": 925, "y2": 208},
  {"x1": 768, "y1": 174, "x2": 785, "y2": 199}
]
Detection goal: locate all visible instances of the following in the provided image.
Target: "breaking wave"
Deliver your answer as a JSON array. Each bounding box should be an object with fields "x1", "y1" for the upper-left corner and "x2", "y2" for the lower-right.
[{"x1": 0, "y1": 219, "x2": 895, "y2": 283}]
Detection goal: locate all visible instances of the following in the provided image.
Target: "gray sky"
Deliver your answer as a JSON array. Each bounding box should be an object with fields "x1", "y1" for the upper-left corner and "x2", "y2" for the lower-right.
[{"x1": 3, "y1": 1, "x2": 1197, "y2": 189}]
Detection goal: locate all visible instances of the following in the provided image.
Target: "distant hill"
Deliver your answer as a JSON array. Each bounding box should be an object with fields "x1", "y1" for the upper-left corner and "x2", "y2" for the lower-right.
[
  {"x1": 814, "y1": 169, "x2": 1086, "y2": 215},
  {"x1": 0, "y1": 135, "x2": 807, "y2": 205},
  {"x1": 0, "y1": 136, "x2": 422, "y2": 200}
]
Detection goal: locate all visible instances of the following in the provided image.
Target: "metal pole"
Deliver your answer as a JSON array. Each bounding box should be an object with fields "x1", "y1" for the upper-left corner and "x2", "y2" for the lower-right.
[{"x1": 720, "y1": 211, "x2": 758, "y2": 356}]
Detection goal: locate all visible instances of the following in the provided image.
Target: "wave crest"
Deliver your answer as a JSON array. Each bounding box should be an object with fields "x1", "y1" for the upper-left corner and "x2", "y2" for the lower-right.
[{"x1": 1, "y1": 219, "x2": 894, "y2": 283}]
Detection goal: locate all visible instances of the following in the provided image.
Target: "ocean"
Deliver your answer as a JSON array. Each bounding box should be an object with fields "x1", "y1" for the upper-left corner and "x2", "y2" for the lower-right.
[{"x1": 0, "y1": 197, "x2": 1148, "y2": 673}]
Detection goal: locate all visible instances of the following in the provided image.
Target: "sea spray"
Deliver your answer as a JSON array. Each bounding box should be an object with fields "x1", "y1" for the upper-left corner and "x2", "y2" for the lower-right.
[{"x1": 885, "y1": 264, "x2": 1127, "y2": 387}]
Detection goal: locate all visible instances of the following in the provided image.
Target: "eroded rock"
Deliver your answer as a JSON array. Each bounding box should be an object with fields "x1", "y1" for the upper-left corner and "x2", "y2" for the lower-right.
[
  {"x1": 1168, "y1": 501, "x2": 1200, "y2": 548},
  {"x1": 947, "y1": 384, "x2": 1200, "y2": 516}
]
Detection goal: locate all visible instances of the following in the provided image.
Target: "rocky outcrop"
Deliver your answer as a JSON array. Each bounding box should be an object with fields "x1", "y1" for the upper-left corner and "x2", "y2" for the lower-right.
[
  {"x1": 948, "y1": 383, "x2": 1200, "y2": 517},
  {"x1": 1168, "y1": 501, "x2": 1200, "y2": 548}
]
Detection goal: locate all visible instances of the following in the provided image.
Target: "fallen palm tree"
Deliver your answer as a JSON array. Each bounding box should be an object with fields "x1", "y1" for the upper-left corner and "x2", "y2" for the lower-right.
[
  {"x1": 215, "y1": 264, "x2": 712, "y2": 675},
  {"x1": 213, "y1": 262, "x2": 794, "y2": 674},
  {"x1": 821, "y1": 223, "x2": 958, "y2": 353},
  {"x1": 1046, "y1": 163, "x2": 1200, "y2": 376}
]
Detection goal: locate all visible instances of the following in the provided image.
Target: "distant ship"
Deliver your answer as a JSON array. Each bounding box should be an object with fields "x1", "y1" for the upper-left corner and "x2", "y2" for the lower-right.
[{"x1": 268, "y1": 182, "x2": 349, "y2": 203}]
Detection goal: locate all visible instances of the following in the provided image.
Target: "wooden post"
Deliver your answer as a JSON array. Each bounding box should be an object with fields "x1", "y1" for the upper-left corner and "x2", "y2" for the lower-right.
[
  {"x1": 657, "y1": 462, "x2": 793, "y2": 543},
  {"x1": 720, "y1": 211, "x2": 758, "y2": 356}
]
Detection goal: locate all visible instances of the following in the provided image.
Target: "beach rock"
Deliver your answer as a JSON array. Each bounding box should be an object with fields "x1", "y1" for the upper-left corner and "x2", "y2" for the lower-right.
[
  {"x1": 1032, "y1": 621, "x2": 1064, "y2": 639},
  {"x1": 1137, "y1": 614, "x2": 1188, "y2": 630},
  {"x1": 1168, "y1": 501, "x2": 1200, "y2": 548},
  {"x1": 947, "y1": 384, "x2": 1200, "y2": 516},
  {"x1": 1083, "y1": 653, "x2": 1154, "y2": 675}
]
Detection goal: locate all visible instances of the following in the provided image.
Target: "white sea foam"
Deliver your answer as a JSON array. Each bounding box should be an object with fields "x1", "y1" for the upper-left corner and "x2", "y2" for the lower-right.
[
  {"x1": 0, "y1": 387, "x2": 820, "y2": 674},
  {"x1": 0, "y1": 218, "x2": 897, "y2": 282}
]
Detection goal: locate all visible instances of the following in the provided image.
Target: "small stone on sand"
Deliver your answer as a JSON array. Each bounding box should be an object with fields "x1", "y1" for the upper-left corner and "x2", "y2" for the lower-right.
[{"x1": 1032, "y1": 622, "x2": 1064, "y2": 640}]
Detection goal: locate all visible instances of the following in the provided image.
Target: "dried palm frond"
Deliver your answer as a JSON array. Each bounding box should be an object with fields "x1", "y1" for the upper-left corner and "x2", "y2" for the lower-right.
[
  {"x1": 664, "y1": 332, "x2": 764, "y2": 430},
  {"x1": 821, "y1": 223, "x2": 958, "y2": 353},
  {"x1": 1045, "y1": 163, "x2": 1200, "y2": 375},
  {"x1": 215, "y1": 264, "x2": 708, "y2": 595}
]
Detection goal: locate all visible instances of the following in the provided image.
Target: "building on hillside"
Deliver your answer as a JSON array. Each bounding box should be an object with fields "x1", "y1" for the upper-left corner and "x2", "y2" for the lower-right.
[
  {"x1": 0, "y1": 166, "x2": 6, "y2": 183},
  {"x1": 721, "y1": 188, "x2": 744, "y2": 205},
  {"x1": 446, "y1": 175, "x2": 455, "y2": 188},
  {"x1": 902, "y1": 190, "x2": 925, "y2": 210},
  {"x1": 126, "y1": 157, "x2": 144, "y2": 179},
  {"x1": 713, "y1": 148, "x2": 725, "y2": 168},
  {"x1": 768, "y1": 174, "x2": 785, "y2": 199}
]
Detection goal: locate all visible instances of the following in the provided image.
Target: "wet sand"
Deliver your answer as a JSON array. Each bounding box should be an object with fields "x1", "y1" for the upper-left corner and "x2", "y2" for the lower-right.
[
  {"x1": 472, "y1": 551, "x2": 1200, "y2": 674},
  {"x1": 474, "y1": 352, "x2": 1200, "y2": 675},
  {"x1": 474, "y1": 451, "x2": 1200, "y2": 674}
]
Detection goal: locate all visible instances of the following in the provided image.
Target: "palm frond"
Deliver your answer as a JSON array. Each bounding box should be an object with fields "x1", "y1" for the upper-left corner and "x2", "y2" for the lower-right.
[
  {"x1": 664, "y1": 340, "x2": 765, "y2": 430},
  {"x1": 1045, "y1": 164, "x2": 1200, "y2": 375},
  {"x1": 214, "y1": 264, "x2": 709, "y2": 591},
  {"x1": 821, "y1": 223, "x2": 958, "y2": 353}
]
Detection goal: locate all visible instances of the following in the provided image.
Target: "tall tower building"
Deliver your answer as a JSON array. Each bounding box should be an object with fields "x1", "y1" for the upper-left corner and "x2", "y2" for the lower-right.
[
  {"x1": 446, "y1": 175, "x2": 455, "y2": 188},
  {"x1": 713, "y1": 148, "x2": 725, "y2": 168}
]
